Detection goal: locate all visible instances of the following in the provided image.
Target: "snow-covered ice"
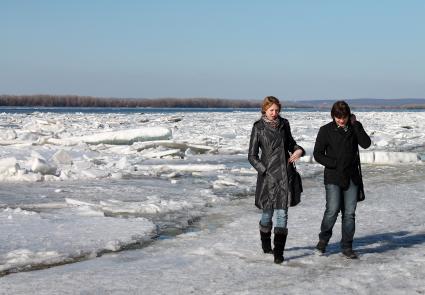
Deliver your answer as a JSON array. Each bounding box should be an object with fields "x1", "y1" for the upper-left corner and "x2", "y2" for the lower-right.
[{"x1": 0, "y1": 110, "x2": 424, "y2": 294}]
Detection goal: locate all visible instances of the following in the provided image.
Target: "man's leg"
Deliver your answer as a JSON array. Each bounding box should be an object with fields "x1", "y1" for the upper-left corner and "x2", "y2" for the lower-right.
[
  {"x1": 317, "y1": 184, "x2": 342, "y2": 253},
  {"x1": 341, "y1": 180, "x2": 358, "y2": 258}
]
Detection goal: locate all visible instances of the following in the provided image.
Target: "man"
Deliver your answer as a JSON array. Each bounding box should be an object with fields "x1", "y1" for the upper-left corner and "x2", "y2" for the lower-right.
[{"x1": 313, "y1": 101, "x2": 371, "y2": 259}]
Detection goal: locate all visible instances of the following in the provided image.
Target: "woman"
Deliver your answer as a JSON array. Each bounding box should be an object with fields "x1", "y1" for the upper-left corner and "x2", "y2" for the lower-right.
[{"x1": 248, "y1": 96, "x2": 304, "y2": 264}]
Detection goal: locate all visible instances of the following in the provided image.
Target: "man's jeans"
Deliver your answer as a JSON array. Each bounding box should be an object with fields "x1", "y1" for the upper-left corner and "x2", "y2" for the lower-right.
[
  {"x1": 260, "y1": 209, "x2": 288, "y2": 229},
  {"x1": 319, "y1": 180, "x2": 358, "y2": 249}
]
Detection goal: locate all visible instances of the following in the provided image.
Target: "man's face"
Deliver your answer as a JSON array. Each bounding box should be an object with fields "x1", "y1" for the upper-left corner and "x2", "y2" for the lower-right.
[{"x1": 335, "y1": 116, "x2": 348, "y2": 127}]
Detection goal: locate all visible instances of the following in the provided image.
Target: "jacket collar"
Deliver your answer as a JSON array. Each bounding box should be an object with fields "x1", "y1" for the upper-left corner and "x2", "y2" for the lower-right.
[
  {"x1": 278, "y1": 117, "x2": 286, "y2": 131},
  {"x1": 331, "y1": 121, "x2": 353, "y2": 136},
  {"x1": 256, "y1": 116, "x2": 286, "y2": 130}
]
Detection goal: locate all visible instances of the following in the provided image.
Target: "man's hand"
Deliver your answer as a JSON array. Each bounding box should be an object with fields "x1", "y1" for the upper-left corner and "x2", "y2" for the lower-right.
[
  {"x1": 288, "y1": 149, "x2": 302, "y2": 163},
  {"x1": 350, "y1": 114, "x2": 357, "y2": 124}
]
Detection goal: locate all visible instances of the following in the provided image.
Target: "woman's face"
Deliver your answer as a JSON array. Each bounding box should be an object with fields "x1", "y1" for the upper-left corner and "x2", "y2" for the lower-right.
[
  {"x1": 265, "y1": 103, "x2": 280, "y2": 120},
  {"x1": 335, "y1": 116, "x2": 349, "y2": 127}
]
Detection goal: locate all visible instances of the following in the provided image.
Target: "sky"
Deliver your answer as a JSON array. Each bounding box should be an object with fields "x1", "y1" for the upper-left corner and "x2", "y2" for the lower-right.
[{"x1": 1, "y1": 0, "x2": 425, "y2": 100}]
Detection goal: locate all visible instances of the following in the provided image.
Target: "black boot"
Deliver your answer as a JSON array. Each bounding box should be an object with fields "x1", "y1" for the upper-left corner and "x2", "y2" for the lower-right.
[
  {"x1": 259, "y1": 222, "x2": 273, "y2": 254},
  {"x1": 274, "y1": 227, "x2": 288, "y2": 264}
]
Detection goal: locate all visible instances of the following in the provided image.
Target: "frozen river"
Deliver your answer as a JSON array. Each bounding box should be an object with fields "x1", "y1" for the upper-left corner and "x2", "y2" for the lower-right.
[{"x1": 0, "y1": 110, "x2": 424, "y2": 294}]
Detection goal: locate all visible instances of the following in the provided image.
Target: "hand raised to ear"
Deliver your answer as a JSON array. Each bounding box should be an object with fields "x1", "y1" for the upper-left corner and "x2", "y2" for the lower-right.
[{"x1": 350, "y1": 114, "x2": 357, "y2": 124}]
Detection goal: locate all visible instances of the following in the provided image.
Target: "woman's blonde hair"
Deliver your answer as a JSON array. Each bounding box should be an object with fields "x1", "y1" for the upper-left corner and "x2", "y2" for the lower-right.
[{"x1": 261, "y1": 96, "x2": 281, "y2": 114}]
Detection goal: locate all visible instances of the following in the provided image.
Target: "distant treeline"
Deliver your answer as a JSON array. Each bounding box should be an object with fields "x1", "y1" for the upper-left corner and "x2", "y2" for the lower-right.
[
  {"x1": 0, "y1": 95, "x2": 263, "y2": 108},
  {"x1": 297, "y1": 98, "x2": 425, "y2": 110},
  {"x1": 1, "y1": 95, "x2": 425, "y2": 109}
]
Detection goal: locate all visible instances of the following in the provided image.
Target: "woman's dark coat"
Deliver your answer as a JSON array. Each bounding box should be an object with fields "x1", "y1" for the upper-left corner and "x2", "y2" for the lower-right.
[
  {"x1": 248, "y1": 117, "x2": 305, "y2": 209},
  {"x1": 313, "y1": 120, "x2": 371, "y2": 189}
]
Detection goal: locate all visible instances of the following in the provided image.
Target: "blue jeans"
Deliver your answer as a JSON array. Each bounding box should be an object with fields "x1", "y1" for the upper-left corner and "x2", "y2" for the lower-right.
[
  {"x1": 260, "y1": 209, "x2": 288, "y2": 229},
  {"x1": 319, "y1": 179, "x2": 358, "y2": 249}
]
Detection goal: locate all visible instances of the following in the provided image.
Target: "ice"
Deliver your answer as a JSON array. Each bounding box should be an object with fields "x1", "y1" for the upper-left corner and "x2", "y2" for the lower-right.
[
  {"x1": 132, "y1": 140, "x2": 217, "y2": 154},
  {"x1": 135, "y1": 163, "x2": 227, "y2": 174},
  {"x1": 1, "y1": 164, "x2": 424, "y2": 294},
  {"x1": 0, "y1": 129, "x2": 17, "y2": 140},
  {"x1": 30, "y1": 157, "x2": 57, "y2": 175},
  {"x1": 0, "y1": 111, "x2": 424, "y2": 184},
  {"x1": 0, "y1": 206, "x2": 156, "y2": 275},
  {"x1": 80, "y1": 168, "x2": 111, "y2": 179},
  {"x1": 51, "y1": 150, "x2": 73, "y2": 165},
  {"x1": 0, "y1": 157, "x2": 20, "y2": 175},
  {"x1": 0, "y1": 110, "x2": 424, "y2": 293},
  {"x1": 47, "y1": 127, "x2": 172, "y2": 146},
  {"x1": 361, "y1": 151, "x2": 420, "y2": 164}
]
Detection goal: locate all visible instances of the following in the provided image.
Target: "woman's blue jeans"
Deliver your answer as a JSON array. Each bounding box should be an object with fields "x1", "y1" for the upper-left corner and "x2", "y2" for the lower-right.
[
  {"x1": 319, "y1": 179, "x2": 358, "y2": 249},
  {"x1": 260, "y1": 209, "x2": 288, "y2": 229}
]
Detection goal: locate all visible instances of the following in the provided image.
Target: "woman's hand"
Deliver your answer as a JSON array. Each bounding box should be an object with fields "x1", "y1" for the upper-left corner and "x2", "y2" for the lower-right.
[{"x1": 288, "y1": 149, "x2": 302, "y2": 163}]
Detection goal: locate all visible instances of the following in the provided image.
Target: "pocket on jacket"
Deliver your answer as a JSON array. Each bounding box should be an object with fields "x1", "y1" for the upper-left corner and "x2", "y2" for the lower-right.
[{"x1": 266, "y1": 175, "x2": 275, "y2": 190}]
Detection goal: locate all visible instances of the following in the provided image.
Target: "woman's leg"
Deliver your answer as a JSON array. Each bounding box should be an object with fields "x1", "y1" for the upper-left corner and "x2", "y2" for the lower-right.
[
  {"x1": 273, "y1": 209, "x2": 288, "y2": 263},
  {"x1": 274, "y1": 209, "x2": 288, "y2": 229},
  {"x1": 260, "y1": 209, "x2": 273, "y2": 228},
  {"x1": 259, "y1": 209, "x2": 273, "y2": 254}
]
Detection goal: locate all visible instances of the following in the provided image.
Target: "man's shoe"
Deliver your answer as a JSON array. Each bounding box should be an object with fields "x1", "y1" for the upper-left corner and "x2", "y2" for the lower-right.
[
  {"x1": 315, "y1": 240, "x2": 327, "y2": 255},
  {"x1": 342, "y1": 248, "x2": 358, "y2": 259}
]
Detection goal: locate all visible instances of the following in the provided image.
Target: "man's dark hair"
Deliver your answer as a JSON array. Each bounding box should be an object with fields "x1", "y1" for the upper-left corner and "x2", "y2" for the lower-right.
[{"x1": 331, "y1": 100, "x2": 351, "y2": 119}]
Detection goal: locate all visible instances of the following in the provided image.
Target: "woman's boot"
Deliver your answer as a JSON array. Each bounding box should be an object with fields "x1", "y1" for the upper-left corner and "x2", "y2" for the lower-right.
[
  {"x1": 259, "y1": 222, "x2": 273, "y2": 254},
  {"x1": 273, "y1": 227, "x2": 288, "y2": 264}
]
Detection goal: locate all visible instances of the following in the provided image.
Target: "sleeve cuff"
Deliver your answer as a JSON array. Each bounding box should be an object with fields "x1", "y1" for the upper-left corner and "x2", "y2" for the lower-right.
[{"x1": 294, "y1": 145, "x2": 305, "y2": 157}]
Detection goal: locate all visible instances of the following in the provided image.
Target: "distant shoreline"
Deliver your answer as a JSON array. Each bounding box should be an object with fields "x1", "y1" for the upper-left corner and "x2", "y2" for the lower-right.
[{"x1": 1, "y1": 95, "x2": 425, "y2": 110}]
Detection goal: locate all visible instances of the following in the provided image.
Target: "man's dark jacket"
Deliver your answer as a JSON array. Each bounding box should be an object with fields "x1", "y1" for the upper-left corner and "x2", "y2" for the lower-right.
[{"x1": 313, "y1": 120, "x2": 371, "y2": 189}]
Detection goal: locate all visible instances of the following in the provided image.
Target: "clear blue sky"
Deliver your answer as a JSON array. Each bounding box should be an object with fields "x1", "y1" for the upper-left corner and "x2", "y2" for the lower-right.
[{"x1": 1, "y1": 0, "x2": 424, "y2": 100}]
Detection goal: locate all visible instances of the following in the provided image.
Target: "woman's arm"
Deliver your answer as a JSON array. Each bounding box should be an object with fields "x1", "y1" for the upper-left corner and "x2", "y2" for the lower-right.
[
  {"x1": 248, "y1": 125, "x2": 267, "y2": 174},
  {"x1": 285, "y1": 120, "x2": 305, "y2": 157}
]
